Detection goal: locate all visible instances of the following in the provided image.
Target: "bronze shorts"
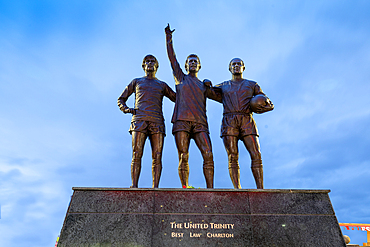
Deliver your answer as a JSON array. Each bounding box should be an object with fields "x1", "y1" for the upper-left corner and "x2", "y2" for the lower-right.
[
  {"x1": 129, "y1": 120, "x2": 165, "y2": 136},
  {"x1": 221, "y1": 114, "x2": 258, "y2": 138},
  {"x1": 172, "y1": 120, "x2": 209, "y2": 135}
]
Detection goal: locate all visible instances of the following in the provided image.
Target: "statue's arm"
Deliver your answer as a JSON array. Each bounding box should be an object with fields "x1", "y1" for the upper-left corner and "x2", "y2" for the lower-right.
[
  {"x1": 253, "y1": 83, "x2": 274, "y2": 113},
  {"x1": 165, "y1": 24, "x2": 183, "y2": 81},
  {"x1": 253, "y1": 83, "x2": 265, "y2": 96},
  {"x1": 204, "y1": 79, "x2": 222, "y2": 103},
  {"x1": 117, "y1": 80, "x2": 136, "y2": 114},
  {"x1": 164, "y1": 83, "x2": 176, "y2": 103}
]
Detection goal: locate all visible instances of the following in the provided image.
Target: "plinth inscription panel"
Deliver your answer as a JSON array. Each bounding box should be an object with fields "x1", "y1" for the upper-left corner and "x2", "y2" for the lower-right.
[{"x1": 58, "y1": 188, "x2": 346, "y2": 247}]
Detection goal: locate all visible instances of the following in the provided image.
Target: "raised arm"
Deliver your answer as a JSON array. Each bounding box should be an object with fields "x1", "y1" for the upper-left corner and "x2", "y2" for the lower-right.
[
  {"x1": 117, "y1": 80, "x2": 136, "y2": 114},
  {"x1": 165, "y1": 24, "x2": 183, "y2": 80}
]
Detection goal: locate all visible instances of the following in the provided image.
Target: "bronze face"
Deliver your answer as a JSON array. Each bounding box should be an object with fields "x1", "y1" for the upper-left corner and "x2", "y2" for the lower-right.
[
  {"x1": 229, "y1": 58, "x2": 245, "y2": 75},
  {"x1": 185, "y1": 56, "x2": 201, "y2": 73},
  {"x1": 143, "y1": 56, "x2": 158, "y2": 73}
]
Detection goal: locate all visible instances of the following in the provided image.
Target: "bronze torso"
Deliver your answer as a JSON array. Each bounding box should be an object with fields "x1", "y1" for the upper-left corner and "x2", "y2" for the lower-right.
[
  {"x1": 215, "y1": 79, "x2": 264, "y2": 115},
  {"x1": 171, "y1": 60, "x2": 209, "y2": 126},
  {"x1": 118, "y1": 77, "x2": 176, "y2": 124}
]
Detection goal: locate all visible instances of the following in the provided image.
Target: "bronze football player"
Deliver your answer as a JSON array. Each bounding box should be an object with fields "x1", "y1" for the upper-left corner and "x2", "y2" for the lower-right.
[
  {"x1": 211, "y1": 58, "x2": 274, "y2": 189},
  {"x1": 118, "y1": 55, "x2": 176, "y2": 188},
  {"x1": 165, "y1": 24, "x2": 215, "y2": 188}
]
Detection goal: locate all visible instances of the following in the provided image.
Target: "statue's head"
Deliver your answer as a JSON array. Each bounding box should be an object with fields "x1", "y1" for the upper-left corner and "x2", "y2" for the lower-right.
[
  {"x1": 185, "y1": 54, "x2": 201, "y2": 73},
  {"x1": 229, "y1": 58, "x2": 245, "y2": 75},
  {"x1": 142, "y1": 54, "x2": 159, "y2": 72}
]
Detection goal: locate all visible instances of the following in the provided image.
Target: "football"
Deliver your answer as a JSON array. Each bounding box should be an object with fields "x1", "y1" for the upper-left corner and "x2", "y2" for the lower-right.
[{"x1": 250, "y1": 94, "x2": 274, "y2": 113}]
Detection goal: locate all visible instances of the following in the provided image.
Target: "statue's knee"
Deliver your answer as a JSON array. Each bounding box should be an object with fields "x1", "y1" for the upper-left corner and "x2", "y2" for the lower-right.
[
  {"x1": 250, "y1": 150, "x2": 261, "y2": 162},
  {"x1": 132, "y1": 151, "x2": 143, "y2": 161},
  {"x1": 228, "y1": 153, "x2": 239, "y2": 163},
  {"x1": 179, "y1": 152, "x2": 189, "y2": 163},
  {"x1": 203, "y1": 162, "x2": 214, "y2": 169},
  {"x1": 202, "y1": 150, "x2": 213, "y2": 162},
  {"x1": 152, "y1": 152, "x2": 162, "y2": 165},
  {"x1": 251, "y1": 158, "x2": 262, "y2": 168}
]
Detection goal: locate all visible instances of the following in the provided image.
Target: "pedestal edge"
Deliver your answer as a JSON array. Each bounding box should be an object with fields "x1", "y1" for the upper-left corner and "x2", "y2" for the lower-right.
[{"x1": 71, "y1": 187, "x2": 331, "y2": 193}]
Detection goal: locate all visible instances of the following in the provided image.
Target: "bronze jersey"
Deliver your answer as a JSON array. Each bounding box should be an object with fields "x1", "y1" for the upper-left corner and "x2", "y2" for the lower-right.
[
  {"x1": 118, "y1": 77, "x2": 176, "y2": 123},
  {"x1": 171, "y1": 60, "x2": 210, "y2": 126},
  {"x1": 214, "y1": 79, "x2": 264, "y2": 115}
]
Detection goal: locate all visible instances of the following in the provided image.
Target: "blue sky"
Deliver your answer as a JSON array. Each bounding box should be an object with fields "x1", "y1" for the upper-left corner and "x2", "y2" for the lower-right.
[{"x1": 1, "y1": 0, "x2": 370, "y2": 246}]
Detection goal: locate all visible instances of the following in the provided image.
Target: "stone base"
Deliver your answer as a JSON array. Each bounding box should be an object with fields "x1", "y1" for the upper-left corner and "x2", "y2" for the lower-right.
[{"x1": 58, "y1": 188, "x2": 346, "y2": 247}]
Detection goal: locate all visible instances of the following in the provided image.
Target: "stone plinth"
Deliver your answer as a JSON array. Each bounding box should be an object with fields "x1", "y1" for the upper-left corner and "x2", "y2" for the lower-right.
[{"x1": 57, "y1": 188, "x2": 346, "y2": 247}]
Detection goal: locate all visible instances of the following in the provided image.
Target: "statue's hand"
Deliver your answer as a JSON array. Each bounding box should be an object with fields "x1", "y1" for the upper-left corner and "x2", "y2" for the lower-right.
[
  {"x1": 120, "y1": 107, "x2": 136, "y2": 115},
  {"x1": 125, "y1": 108, "x2": 136, "y2": 114},
  {"x1": 254, "y1": 99, "x2": 274, "y2": 114},
  {"x1": 203, "y1": 79, "x2": 212, "y2": 87},
  {"x1": 165, "y1": 23, "x2": 175, "y2": 35}
]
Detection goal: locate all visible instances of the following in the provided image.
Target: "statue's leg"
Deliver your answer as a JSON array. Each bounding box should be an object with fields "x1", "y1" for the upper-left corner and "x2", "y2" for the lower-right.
[
  {"x1": 149, "y1": 133, "x2": 164, "y2": 188},
  {"x1": 242, "y1": 135, "x2": 263, "y2": 189},
  {"x1": 222, "y1": 135, "x2": 241, "y2": 189},
  {"x1": 174, "y1": 131, "x2": 190, "y2": 188},
  {"x1": 131, "y1": 131, "x2": 146, "y2": 188},
  {"x1": 194, "y1": 132, "x2": 214, "y2": 188}
]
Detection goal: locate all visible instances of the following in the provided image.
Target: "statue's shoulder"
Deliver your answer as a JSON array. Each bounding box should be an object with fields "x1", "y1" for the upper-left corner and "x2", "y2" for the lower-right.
[
  {"x1": 134, "y1": 77, "x2": 144, "y2": 82},
  {"x1": 151, "y1": 78, "x2": 170, "y2": 88},
  {"x1": 156, "y1": 78, "x2": 167, "y2": 85},
  {"x1": 215, "y1": 80, "x2": 231, "y2": 88},
  {"x1": 244, "y1": 79, "x2": 258, "y2": 86},
  {"x1": 130, "y1": 77, "x2": 141, "y2": 84},
  {"x1": 133, "y1": 77, "x2": 150, "y2": 85}
]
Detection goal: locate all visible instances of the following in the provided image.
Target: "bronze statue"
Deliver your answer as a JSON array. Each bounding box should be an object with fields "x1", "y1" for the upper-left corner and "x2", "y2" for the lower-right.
[
  {"x1": 210, "y1": 58, "x2": 274, "y2": 189},
  {"x1": 165, "y1": 24, "x2": 215, "y2": 188},
  {"x1": 118, "y1": 55, "x2": 176, "y2": 188}
]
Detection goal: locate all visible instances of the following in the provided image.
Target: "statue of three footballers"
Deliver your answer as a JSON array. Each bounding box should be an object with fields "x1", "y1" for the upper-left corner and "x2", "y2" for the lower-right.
[{"x1": 118, "y1": 24, "x2": 274, "y2": 189}]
